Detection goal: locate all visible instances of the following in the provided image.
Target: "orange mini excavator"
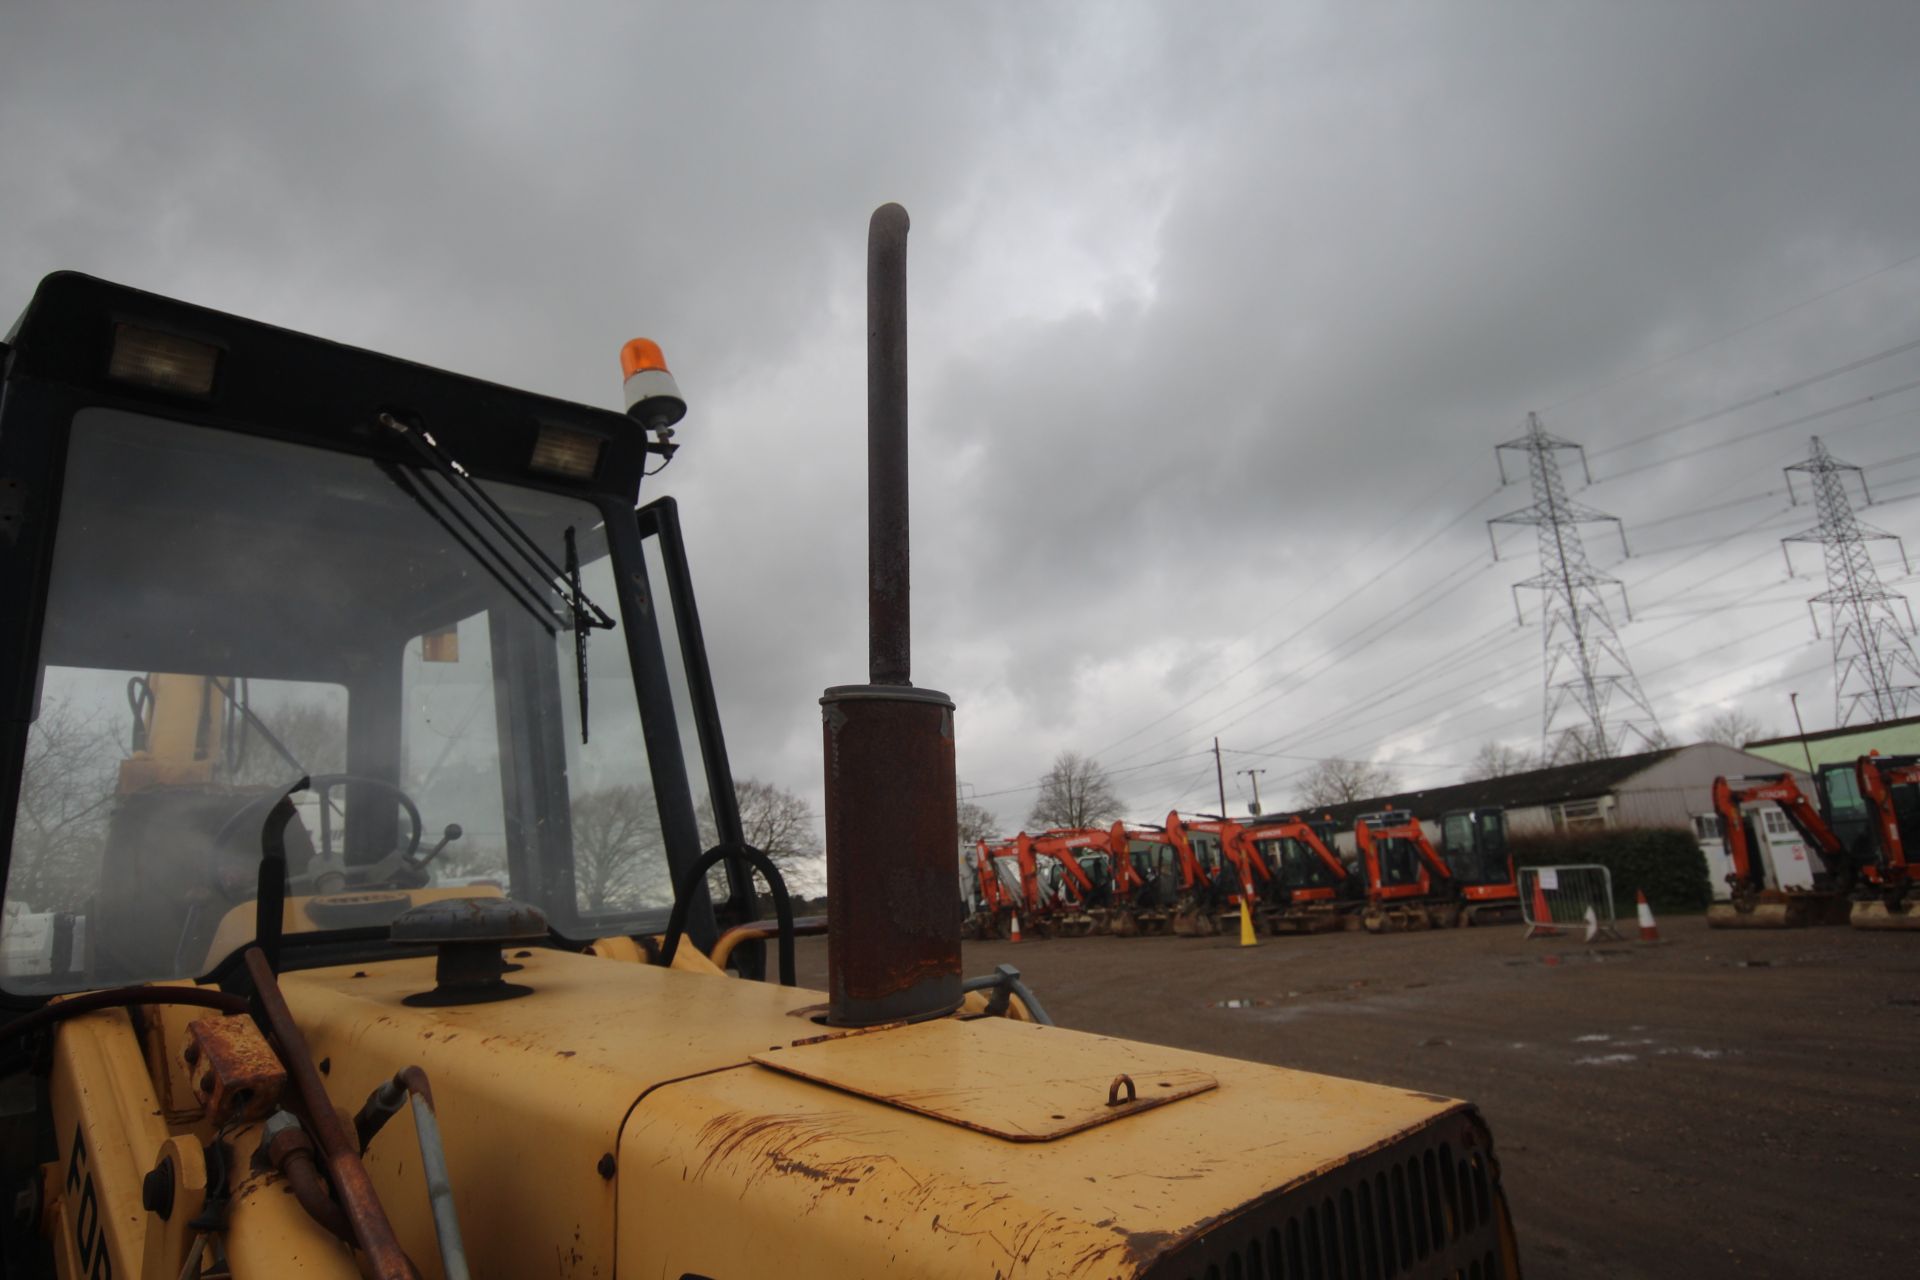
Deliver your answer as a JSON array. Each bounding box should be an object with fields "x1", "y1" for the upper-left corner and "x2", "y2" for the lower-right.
[
  {"x1": 1021, "y1": 825, "x2": 1138, "y2": 936},
  {"x1": 1438, "y1": 808, "x2": 1521, "y2": 925},
  {"x1": 1242, "y1": 815, "x2": 1366, "y2": 933},
  {"x1": 1156, "y1": 812, "x2": 1237, "y2": 937},
  {"x1": 1353, "y1": 811, "x2": 1460, "y2": 932},
  {"x1": 1704, "y1": 774, "x2": 1855, "y2": 929},
  {"x1": 964, "y1": 838, "x2": 1021, "y2": 939},
  {"x1": 1851, "y1": 754, "x2": 1920, "y2": 929}
]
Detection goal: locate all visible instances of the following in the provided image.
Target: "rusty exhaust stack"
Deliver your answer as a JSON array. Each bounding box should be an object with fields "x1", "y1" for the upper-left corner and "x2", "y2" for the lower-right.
[{"x1": 821, "y1": 203, "x2": 962, "y2": 1027}]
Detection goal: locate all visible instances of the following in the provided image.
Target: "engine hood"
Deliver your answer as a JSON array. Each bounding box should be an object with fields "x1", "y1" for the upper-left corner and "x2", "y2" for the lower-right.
[{"x1": 282, "y1": 949, "x2": 1505, "y2": 1279}]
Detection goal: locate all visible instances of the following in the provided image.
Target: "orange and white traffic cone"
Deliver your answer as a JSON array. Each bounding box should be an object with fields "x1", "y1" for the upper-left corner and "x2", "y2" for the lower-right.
[
  {"x1": 1636, "y1": 889, "x2": 1661, "y2": 942},
  {"x1": 1009, "y1": 912, "x2": 1023, "y2": 943},
  {"x1": 1529, "y1": 875, "x2": 1560, "y2": 937}
]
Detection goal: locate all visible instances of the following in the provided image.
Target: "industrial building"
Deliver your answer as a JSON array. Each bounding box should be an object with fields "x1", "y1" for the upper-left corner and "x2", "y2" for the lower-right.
[
  {"x1": 1743, "y1": 713, "x2": 1920, "y2": 772},
  {"x1": 1300, "y1": 742, "x2": 1802, "y2": 848}
]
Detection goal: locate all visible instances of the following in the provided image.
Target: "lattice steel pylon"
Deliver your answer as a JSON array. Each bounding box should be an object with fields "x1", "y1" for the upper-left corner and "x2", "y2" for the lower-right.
[
  {"x1": 1488, "y1": 412, "x2": 1662, "y2": 763},
  {"x1": 1781, "y1": 435, "x2": 1919, "y2": 727}
]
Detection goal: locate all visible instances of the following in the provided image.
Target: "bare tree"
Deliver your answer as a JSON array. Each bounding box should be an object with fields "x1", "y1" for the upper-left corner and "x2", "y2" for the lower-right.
[
  {"x1": 957, "y1": 799, "x2": 999, "y2": 849},
  {"x1": 227, "y1": 696, "x2": 348, "y2": 785},
  {"x1": 1027, "y1": 752, "x2": 1123, "y2": 830},
  {"x1": 571, "y1": 785, "x2": 665, "y2": 911},
  {"x1": 9, "y1": 699, "x2": 120, "y2": 913},
  {"x1": 1702, "y1": 708, "x2": 1773, "y2": 750},
  {"x1": 1467, "y1": 741, "x2": 1536, "y2": 781},
  {"x1": 735, "y1": 778, "x2": 819, "y2": 871},
  {"x1": 1298, "y1": 758, "x2": 1396, "y2": 809}
]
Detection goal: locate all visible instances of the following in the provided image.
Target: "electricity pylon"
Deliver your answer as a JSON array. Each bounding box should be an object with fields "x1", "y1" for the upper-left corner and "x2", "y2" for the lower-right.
[
  {"x1": 1781, "y1": 436, "x2": 1919, "y2": 726},
  {"x1": 1489, "y1": 412, "x2": 1662, "y2": 763}
]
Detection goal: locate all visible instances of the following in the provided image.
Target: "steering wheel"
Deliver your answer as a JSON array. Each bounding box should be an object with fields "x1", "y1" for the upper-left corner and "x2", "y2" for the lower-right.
[{"x1": 304, "y1": 773, "x2": 424, "y2": 865}]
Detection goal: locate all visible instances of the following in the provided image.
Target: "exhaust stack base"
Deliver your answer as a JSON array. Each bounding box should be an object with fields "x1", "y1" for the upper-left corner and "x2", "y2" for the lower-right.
[{"x1": 822, "y1": 683, "x2": 961, "y2": 1027}]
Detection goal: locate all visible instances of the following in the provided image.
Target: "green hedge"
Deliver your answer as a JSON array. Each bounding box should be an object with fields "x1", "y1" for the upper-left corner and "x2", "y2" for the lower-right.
[{"x1": 1509, "y1": 827, "x2": 1711, "y2": 915}]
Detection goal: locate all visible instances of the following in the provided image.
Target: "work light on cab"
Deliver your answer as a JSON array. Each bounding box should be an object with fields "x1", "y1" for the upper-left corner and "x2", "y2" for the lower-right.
[
  {"x1": 527, "y1": 423, "x2": 608, "y2": 479},
  {"x1": 107, "y1": 322, "x2": 220, "y2": 396}
]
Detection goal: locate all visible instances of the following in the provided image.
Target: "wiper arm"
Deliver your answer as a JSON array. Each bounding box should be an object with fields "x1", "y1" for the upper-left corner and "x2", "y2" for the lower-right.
[
  {"x1": 380, "y1": 414, "x2": 614, "y2": 630},
  {"x1": 378, "y1": 414, "x2": 615, "y2": 743},
  {"x1": 378, "y1": 461, "x2": 563, "y2": 636}
]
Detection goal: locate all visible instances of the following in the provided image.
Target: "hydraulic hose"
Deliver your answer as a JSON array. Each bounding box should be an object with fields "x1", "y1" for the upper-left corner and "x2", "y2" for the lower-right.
[
  {"x1": 961, "y1": 964, "x2": 1055, "y2": 1026},
  {"x1": 656, "y1": 842, "x2": 795, "y2": 985},
  {"x1": 354, "y1": 1067, "x2": 468, "y2": 1280},
  {"x1": 0, "y1": 987, "x2": 249, "y2": 1047}
]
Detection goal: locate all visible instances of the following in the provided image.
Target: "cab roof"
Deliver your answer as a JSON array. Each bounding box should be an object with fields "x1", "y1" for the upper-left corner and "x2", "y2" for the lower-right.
[{"x1": 4, "y1": 271, "x2": 649, "y2": 500}]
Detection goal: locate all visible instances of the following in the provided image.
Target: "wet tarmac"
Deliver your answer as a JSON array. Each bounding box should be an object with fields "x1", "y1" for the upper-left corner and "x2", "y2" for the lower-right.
[{"x1": 795, "y1": 914, "x2": 1919, "y2": 1278}]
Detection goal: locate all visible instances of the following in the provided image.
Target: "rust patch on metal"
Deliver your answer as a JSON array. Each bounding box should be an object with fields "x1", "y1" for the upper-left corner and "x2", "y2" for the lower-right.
[
  {"x1": 821, "y1": 689, "x2": 963, "y2": 1026},
  {"x1": 185, "y1": 1014, "x2": 286, "y2": 1123}
]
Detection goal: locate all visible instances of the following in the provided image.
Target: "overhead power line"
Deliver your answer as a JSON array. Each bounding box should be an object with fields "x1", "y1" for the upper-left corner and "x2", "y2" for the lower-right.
[
  {"x1": 1544, "y1": 245, "x2": 1920, "y2": 414},
  {"x1": 1590, "y1": 335, "x2": 1920, "y2": 460},
  {"x1": 1600, "y1": 378, "x2": 1920, "y2": 485}
]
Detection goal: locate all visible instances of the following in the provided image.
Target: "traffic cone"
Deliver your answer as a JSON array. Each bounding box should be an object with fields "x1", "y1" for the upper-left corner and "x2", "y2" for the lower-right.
[
  {"x1": 1010, "y1": 912, "x2": 1023, "y2": 943},
  {"x1": 1636, "y1": 889, "x2": 1661, "y2": 942},
  {"x1": 1238, "y1": 897, "x2": 1258, "y2": 947},
  {"x1": 1529, "y1": 875, "x2": 1560, "y2": 937}
]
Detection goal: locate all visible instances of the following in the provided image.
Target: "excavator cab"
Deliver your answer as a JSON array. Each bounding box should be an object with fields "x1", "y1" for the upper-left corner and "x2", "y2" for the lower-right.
[
  {"x1": 1439, "y1": 808, "x2": 1520, "y2": 925},
  {"x1": 1813, "y1": 762, "x2": 1877, "y2": 865}
]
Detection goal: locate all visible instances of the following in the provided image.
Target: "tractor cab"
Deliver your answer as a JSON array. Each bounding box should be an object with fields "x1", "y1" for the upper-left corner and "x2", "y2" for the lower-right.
[{"x1": 0, "y1": 273, "x2": 756, "y2": 996}]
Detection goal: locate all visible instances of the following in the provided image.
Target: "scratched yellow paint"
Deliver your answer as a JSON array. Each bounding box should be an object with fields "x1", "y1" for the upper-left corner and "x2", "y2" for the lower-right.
[{"x1": 624, "y1": 1021, "x2": 1469, "y2": 1278}]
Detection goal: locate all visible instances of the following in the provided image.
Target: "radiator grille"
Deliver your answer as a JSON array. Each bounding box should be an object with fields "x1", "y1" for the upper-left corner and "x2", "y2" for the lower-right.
[{"x1": 1144, "y1": 1111, "x2": 1511, "y2": 1280}]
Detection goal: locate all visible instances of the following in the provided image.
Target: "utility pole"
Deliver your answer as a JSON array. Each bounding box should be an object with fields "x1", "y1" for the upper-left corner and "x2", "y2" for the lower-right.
[
  {"x1": 1236, "y1": 767, "x2": 1267, "y2": 815},
  {"x1": 1213, "y1": 738, "x2": 1228, "y2": 817},
  {"x1": 1489, "y1": 412, "x2": 1660, "y2": 763},
  {"x1": 1787, "y1": 692, "x2": 1818, "y2": 777},
  {"x1": 1782, "y1": 437, "x2": 1920, "y2": 726}
]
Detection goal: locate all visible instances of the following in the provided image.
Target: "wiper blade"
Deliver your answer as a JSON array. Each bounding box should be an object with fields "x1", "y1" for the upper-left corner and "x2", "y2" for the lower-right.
[
  {"x1": 378, "y1": 461, "x2": 562, "y2": 635},
  {"x1": 379, "y1": 414, "x2": 615, "y2": 744},
  {"x1": 381, "y1": 414, "x2": 614, "y2": 630}
]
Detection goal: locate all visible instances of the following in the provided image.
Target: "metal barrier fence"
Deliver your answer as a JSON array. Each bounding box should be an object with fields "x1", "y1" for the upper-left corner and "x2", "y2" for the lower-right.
[{"x1": 1518, "y1": 864, "x2": 1623, "y2": 941}]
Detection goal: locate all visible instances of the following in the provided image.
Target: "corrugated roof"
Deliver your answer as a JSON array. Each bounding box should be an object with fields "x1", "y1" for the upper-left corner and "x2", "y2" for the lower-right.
[
  {"x1": 1746, "y1": 712, "x2": 1920, "y2": 749},
  {"x1": 1259, "y1": 746, "x2": 1685, "y2": 828}
]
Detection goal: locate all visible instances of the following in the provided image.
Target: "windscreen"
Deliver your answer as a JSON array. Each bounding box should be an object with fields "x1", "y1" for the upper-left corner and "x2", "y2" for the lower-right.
[
  {"x1": 1, "y1": 409, "x2": 671, "y2": 994},
  {"x1": 1256, "y1": 835, "x2": 1340, "y2": 888}
]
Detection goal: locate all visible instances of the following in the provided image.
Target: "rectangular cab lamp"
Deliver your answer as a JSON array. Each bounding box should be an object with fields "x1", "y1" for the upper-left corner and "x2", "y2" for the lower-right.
[
  {"x1": 107, "y1": 324, "x2": 220, "y2": 396},
  {"x1": 529, "y1": 424, "x2": 606, "y2": 479}
]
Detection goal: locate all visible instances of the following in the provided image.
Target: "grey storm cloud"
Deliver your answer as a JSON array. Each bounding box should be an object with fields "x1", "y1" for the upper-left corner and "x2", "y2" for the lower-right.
[{"x1": 4, "y1": 1, "x2": 1919, "y2": 831}]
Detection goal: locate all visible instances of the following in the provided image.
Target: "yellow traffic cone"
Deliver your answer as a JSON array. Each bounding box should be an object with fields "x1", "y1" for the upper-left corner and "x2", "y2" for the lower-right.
[{"x1": 1238, "y1": 896, "x2": 1258, "y2": 947}]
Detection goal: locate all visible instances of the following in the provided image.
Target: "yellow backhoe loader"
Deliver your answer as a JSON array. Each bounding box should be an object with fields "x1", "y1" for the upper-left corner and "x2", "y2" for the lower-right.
[{"x1": 0, "y1": 207, "x2": 1520, "y2": 1277}]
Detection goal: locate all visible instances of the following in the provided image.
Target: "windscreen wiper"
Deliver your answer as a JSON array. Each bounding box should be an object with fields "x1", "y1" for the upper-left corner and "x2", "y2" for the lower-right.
[{"x1": 378, "y1": 413, "x2": 615, "y2": 742}]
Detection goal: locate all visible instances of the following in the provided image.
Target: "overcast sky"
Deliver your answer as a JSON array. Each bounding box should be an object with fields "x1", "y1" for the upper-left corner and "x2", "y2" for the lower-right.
[{"x1": 5, "y1": 2, "x2": 1919, "y2": 838}]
